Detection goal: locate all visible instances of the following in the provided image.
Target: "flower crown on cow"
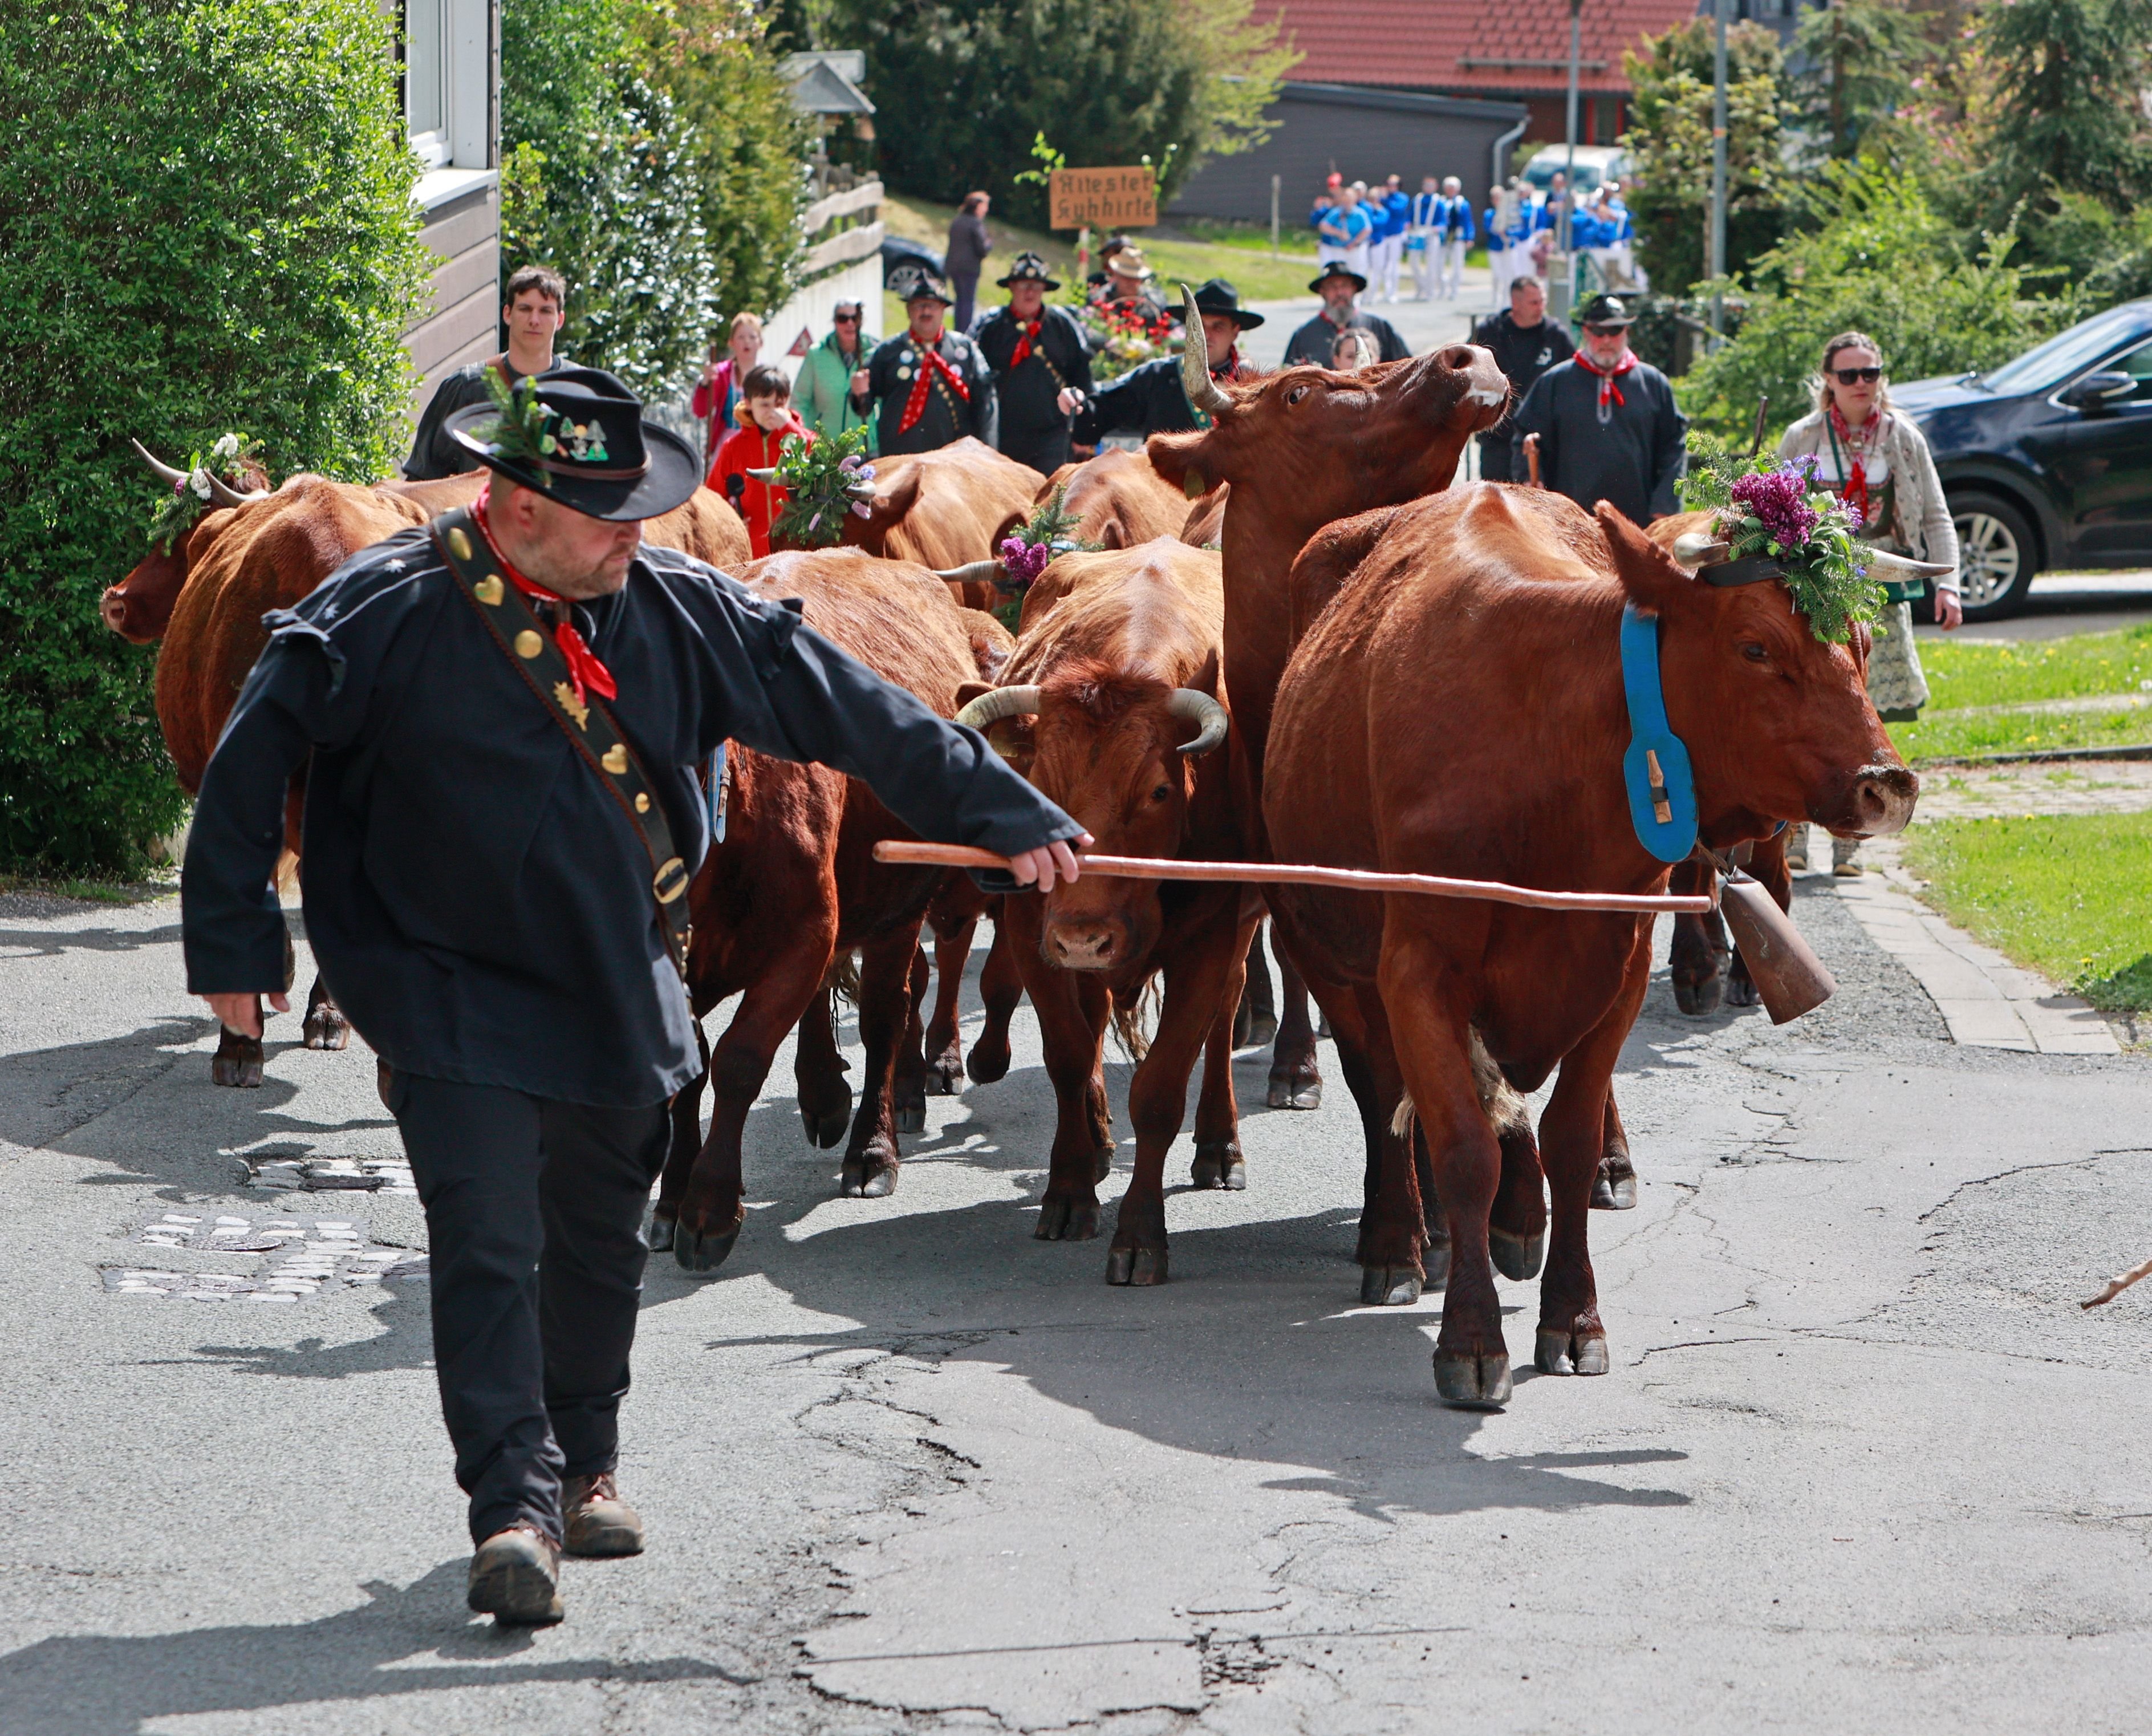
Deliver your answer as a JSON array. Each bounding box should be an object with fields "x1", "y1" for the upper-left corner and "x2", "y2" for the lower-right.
[
  {"x1": 768, "y1": 423, "x2": 876, "y2": 550},
  {"x1": 145, "y1": 431, "x2": 263, "y2": 551},
  {"x1": 1677, "y1": 437, "x2": 1886, "y2": 645}
]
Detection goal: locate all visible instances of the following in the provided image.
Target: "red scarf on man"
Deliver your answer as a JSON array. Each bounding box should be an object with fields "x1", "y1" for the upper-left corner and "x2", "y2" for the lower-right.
[
  {"x1": 1574, "y1": 347, "x2": 1637, "y2": 409},
  {"x1": 472, "y1": 481, "x2": 618, "y2": 704},
  {"x1": 1826, "y1": 402, "x2": 1874, "y2": 527},
  {"x1": 898, "y1": 342, "x2": 971, "y2": 435},
  {"x1": 1009, "y1": 315, "x2": 1045, "y2": 369}
]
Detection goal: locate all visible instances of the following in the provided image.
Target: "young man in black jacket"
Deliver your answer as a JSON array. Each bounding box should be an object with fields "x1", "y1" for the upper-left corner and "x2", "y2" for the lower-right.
[
  {"x1": 404, "y1": 266, "x2": 568, "y2": 480},
  {"x1": 184, "y1": 367, "x2": 1083, "y2": 1628},
  {"x1": 1469, "y1": 275, "x2": 1576, "y2": 482}
]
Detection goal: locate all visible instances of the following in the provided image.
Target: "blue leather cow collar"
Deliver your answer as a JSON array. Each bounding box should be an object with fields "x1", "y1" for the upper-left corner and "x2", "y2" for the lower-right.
[{"x1": 1619, "y1": 605, "x2": 1699, "y2": 863}]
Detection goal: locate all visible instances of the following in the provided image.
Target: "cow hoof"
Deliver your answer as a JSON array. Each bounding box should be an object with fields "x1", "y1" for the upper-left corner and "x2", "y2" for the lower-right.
[
  {"x1": 841, "y1": 1162, "x2": 898, "y2": 1199},
  {"x1": 1093, "y1": 1145, "x2": 1114, "y2": 1183},
  {"x1": 1591, "y1": 1172, "x2": 1639, "y2": 1211},
  {"x1": 1433, "y1": 1349, "x2": 1512, "y2": 1409},
  {"x1": 967, "y1": 1037, "x2": 1011, "y2": 1085},
  {"x1": 647, "y1": 1212, "x2": 676, "y2": 1252},
  {"x1": 301, "y1": 1007, "x2": 350, "y2": 1051},
  {"x1": 1105, "y1": 1245, "x2": 1167, "y2": 1286},
  {"x1": 894, "y1": 1097, "x2": 926, "y2": 1136},
  {"x1": 927, "y1": 1054, "x2": 964, "y2": 1096},
  {"x1": 672, "y1": 1211, "x2": 744, "y2": 1273},
  {"x1": 1534, "y1": 1327, "x2": 1610, "y2": 1376},
  {"x1": 1489, "y1": 1227, "x2": 1546, "y2": 1282},
  {"x1": 1360, "y1": 1266, "x2": 1422, "y2": 1307},
  {"x1": 1672, "y1": 974, "x2": 1724, "y2": 1015},
  {"x1": 1267, "y1": 1076, "x2": 1322, "y2": 1110},
  {"x1": 1034, "y1": 1195, "x2": 1098, "y2": 1241},
  {"x1": 1189, "y1": 1141, "x2": 1246, "y2": 1190},
  {"x1": 1725, "y1": 973, "x2": 1763, "y2": 1008}
]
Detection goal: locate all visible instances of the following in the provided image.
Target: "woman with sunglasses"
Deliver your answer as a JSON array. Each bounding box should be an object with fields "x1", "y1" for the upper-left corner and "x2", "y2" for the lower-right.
[
  {"x1": 1779, "y1": 330, "x2": 1962, "y2": 873},
  {"x1": 796, "y1": 297, "x2": 879, "y2": 451}
]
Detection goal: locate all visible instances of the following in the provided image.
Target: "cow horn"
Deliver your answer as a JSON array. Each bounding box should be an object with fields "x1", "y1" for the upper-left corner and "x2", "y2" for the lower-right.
[
  {"x1": 744, "y1": 465, "x2": 779, "y2": 482},
  {"x1": 933, "y1": 558, "x2": 1008, "y2": 587},
  {"x1": 1178, "y1": 285, "x2": 1232, "y2": 419},
  {"x1": 202, "y1": 470, "x2": 267, "y2": 509},
  {"x1": 1671, "y1": 532, "x2": 1731, "y2": 568},
  {"x1": 1167, "y1": 688, "x2": 1229, "y2": 756},
  {"x1": 130, "y1": 439, "x2": 191, "y2": 487},
  {"x1": 1862, "y1": 546, "x2": 1956, "y2": 583},
  {"x1": 955, "y1": 686, "x2": 1042, "y2": 732}
]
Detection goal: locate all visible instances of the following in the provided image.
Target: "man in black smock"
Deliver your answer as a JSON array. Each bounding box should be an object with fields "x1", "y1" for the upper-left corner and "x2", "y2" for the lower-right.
[
  {"x1": 1470, "y1": 274, "x2": 1574, "y2": 483},
  {"x1": 1071, "y1": 278, "x2": 1263, "y2": 445},
  {"x1": 1280, "y1": 263, "x2": 1410, "y2": 368},
  {"x1": 181, "y1": 367, "x2": 1082, "y2": 1627},
  {"x1": 971, "y1": 252, "x2": 1092, "y2": 475},
  {"x1": 858, "y1": 267, "x2": 998, "y2": 456},
  {"x1": 404, "y1": 264, "x2": 567, "y2": 480},
  {"x1": 1512, "y1": 293, "x2": 1687, "y2": 524}
]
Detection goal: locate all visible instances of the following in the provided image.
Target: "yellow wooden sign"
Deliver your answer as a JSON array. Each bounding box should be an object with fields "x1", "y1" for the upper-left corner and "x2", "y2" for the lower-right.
[{"x1": 1048, "y1": 166, "x2": 1158, "y2": 230}]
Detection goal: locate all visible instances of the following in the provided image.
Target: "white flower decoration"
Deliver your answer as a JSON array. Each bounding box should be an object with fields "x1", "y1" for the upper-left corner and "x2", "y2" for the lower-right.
[
  {"x1": 212, "y1": 432, "x2": 241, "y2": 459},
  {"x1": 189, "y1": 469, "x2": 213, "y2": 500}
]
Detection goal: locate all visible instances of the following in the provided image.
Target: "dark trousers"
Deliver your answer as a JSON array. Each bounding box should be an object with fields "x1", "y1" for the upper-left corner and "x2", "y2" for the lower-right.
[
  {"x1": 1477, "y1": 431, "x2": 1518, "y2": 483},
  {"x1": 389, "y1": 1072, "x2": 669, "y2": 1546},
  {"x1": 951, "y1": 270, "x2": 980, "y2": 335},
  {"x1": 1003, "y1": 427, "x2": 1072, "y2": 477}
]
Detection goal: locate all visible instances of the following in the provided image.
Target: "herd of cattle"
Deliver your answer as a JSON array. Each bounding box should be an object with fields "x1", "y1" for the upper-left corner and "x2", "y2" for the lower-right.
[{"x1": 110, "y1": 316, "x2": 1918, "y2": 1408}]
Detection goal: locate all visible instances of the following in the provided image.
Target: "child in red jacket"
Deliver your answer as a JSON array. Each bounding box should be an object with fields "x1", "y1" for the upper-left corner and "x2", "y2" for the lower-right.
[{"x1": 706, "y1": 363, "x2": 811, "y2": 557}]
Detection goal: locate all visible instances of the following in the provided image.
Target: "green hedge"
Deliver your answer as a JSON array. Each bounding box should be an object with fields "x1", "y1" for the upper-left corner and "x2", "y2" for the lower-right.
[{"x1": 0, "y1": 0, "x2": 430, "y2": 874}]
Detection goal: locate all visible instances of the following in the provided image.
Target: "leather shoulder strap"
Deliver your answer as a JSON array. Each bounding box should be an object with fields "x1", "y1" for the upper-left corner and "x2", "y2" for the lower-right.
[{"x1": 429, "y1": 507, "x2": 693, "y2": 977}]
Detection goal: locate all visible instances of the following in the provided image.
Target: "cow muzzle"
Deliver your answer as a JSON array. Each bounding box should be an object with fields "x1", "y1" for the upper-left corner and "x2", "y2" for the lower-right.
[
  {"x1": 1826, "y1": 764, "x2": 1919, "y2": 838},
  {"x1": 1043, "y1": 918, "x2": 1124, "y2": 972}
]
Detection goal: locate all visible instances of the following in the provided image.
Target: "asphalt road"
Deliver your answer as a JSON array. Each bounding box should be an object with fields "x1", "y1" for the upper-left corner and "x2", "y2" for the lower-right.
[{"x1": 2, "y1": 875, "x2": 2148, "y2": 1733}]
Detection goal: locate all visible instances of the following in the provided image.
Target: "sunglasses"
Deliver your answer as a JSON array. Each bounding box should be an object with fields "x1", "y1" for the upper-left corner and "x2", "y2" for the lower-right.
[
  {"x1": 833, "y1": 310, "x2": 861, "y2": 322},
  {"x1": 1582, "y1": 323, "x2": 1629, "y2": 338},
  {"x1": 1833, "y1": 366, "x2": 1882, "y2": 384}
]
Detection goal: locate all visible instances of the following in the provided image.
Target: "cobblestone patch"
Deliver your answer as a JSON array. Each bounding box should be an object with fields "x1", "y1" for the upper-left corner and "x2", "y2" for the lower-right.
[
  {"x1": 1912, "y1": 760, "x2": 2152, "y2": 819},
  {"x1": 240, "y1": 1153, "x2": 417, "y2": 1194},
  {"x1": 102, "y1": 1210, "x2": 427, "y2": 1300}
]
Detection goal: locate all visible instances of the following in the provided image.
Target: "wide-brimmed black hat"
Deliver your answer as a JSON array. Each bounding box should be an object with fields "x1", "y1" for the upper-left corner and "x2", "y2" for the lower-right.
[
  {"x1": 445, "y1": 366, "x2": 700, "y2": 522},
  {"x1": 996, "y1": 250, "x2": 1060, "y2": 290},
  {"x1": 1577, "y1": 292, "x2": 1638, "y2": 328},
  {"x1": 889, "y1": 263, "x2": 956, "y2": 306},
  {"x1": 1309, "y1": 261, "x2": 1368, "y2": 295},
  {"x1": 1189, "y1": 278, "x2": 1264, "y2": 330}
]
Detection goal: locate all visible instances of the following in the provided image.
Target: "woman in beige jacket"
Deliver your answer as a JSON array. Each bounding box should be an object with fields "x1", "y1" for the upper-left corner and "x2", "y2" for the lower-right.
[{"x1": 1779, "y1": 330, "x2": 1962, "y2": 871}]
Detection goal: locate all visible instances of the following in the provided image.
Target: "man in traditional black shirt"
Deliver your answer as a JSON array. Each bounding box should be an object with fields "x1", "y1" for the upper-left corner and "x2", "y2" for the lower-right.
[
  {"x1": 1513, "y1": 293, "x2": 1687, "y2": 524},
  {"x1": 404, "y1": 265, "x2": 567, "y2": 480},
  {"x1": 1470, "y1": 275, "x2": 1575, "y2": 482},
  {"x1": 857, "y1": 267, "x2": 998, "y2": 456},
  {"x1": 1071, "y1": 278, "x2": 1262, "y2": 446},
  {"x1": 971, "y1": 252, "x2": 1093, "y2": 475},
  {"x1": 183, "y1": 367, "x2": 1081, "y2": 1628},
  {"x1": 1280, "y1": 263, "x2": 1410, "y2": 367}
]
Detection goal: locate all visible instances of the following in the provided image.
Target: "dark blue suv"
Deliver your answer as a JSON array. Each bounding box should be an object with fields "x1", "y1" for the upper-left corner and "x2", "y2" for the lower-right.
[{"x1": 1893, "y1": 298, "x2": 2152, "y2": 618}]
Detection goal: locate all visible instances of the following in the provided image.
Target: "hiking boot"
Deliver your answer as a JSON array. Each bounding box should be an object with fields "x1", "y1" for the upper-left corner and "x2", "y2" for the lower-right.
[
  {"x1": 563, "y1": 1471, "x2": 645, "y2": 1557},
  {"x1": 467, "y1": 1524, "x2": 563, "y2": 1625}
]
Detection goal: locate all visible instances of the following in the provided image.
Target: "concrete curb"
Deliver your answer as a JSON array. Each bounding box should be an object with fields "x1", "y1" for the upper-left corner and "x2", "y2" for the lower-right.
[{"x1": 1830, "y1": 863, "x2": 2120, "y2": 1054}]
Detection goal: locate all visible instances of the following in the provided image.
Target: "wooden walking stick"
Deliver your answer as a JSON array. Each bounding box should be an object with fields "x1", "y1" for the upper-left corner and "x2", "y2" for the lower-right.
[
  {"x1": 873, "y1": 841, "x2": 1715, "y2": 916},
  {"x1": 1748, "y1": 394, "x2": 1771, "y2": 459},
  {"x1": 1523, "y1": 431, "x2": 1542, "y2": 489},
  {"x1": 2082, "y1": 1254, "x2": 2152, "y2": 1309}
]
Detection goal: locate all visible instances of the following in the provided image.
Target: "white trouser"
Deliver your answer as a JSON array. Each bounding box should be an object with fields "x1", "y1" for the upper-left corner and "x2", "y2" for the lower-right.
[
  {"x1": 1344, "y1": 241, "x2": 1371, "y2": 283},
  {"x1": 1408, "y1": 234, "x2": 1435, "y2": 299},
  {"x1": 1439, "y1": 237, "x2": 1468, "y2": 298},
  {"x1": 1379, "y1": 236, "x2": 1403, "y2": 301},
  {"x1": 1491, "y1": 246, "x2": 1517, "y2": 309},
  {"x1": 1317, "y1": 240, "x2": 1346, "y2": 267}
]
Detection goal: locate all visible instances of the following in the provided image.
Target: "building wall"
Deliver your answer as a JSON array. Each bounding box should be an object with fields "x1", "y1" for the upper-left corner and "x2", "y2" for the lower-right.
[
  {"x1": 1168, "y1": 83, "x2": 1530, "y2": 227},
  {"x1": 406, "y1": 182, "x2": 501, "y2": 420}
]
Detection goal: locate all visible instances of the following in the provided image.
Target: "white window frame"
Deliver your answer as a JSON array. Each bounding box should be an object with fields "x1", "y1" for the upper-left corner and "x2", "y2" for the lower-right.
[{"x1": 401, "y1": 0, "x2": 493, "y2": 177}]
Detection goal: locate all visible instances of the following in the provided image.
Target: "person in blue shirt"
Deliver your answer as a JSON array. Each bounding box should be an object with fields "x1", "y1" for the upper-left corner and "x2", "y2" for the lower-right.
[
  {"x1": 1486, "y1": 179, "x2": 1533, "y2": 312},
  {"x1": 1311, "y1": 185, "x2": 1341, "y2": 263},
  {"x1": 1375, "y1": 173, "x2": 1411, "y2": 303},
  {"x1": 1344, "y1": 182, "x2": 1378, "y2": 286},
  {"x1": 1407, "y1": 175, "x2": 1442, "y2": 301},
  {"x1": 1436, "y1": 176, "x2": 1476, "y2": 301}
]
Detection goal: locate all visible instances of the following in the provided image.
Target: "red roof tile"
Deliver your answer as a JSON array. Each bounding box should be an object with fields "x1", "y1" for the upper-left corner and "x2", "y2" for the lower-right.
[{"x1": 1270, "y1": 0, "x2": 1700, "y2": 94}]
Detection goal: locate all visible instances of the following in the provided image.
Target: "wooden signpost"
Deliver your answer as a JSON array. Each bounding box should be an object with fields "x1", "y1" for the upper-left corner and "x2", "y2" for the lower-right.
[{"x1": 1049, "y1": 165, "x2": 1158, "y2": 230}]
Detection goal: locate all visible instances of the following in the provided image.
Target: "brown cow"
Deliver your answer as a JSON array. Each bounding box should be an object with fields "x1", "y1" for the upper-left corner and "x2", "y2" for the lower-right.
[
  {"x1": 1035, "y1": 448, "x2": 1212, "y2": 551},
  {"x1": 955, "y1": 541, "x2": 1249, "y2": 1281},
  {"x1": 1263, "y1": 484, "x2": 1917, "y2": 1405},
  {"x1": 841, "y1": 437, "x2": 1043, "y2": 610},
  {"x1": 652, "y1": 548, "x2": 1000, "y2": 1271}
]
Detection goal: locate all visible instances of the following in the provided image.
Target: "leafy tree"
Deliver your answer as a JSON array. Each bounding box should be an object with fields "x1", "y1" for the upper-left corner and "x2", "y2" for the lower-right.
[
  {"x1": 1679, "y1": 164, "x2": 2072, "y2": 441},
  {"x1": 1974, "y1": 0, "x2": 2152, "y2": 214},
  {"x1": 0, "y1": 0, "x2": 431, "y2": 873},
  {"x1": 833, "y1": 0, "x2": 1297, "y2": 228},
  {"x1": 1790, "y1": 0, "x2": 1935, "y2": 159},
  {"x1": 1619, "y1": 18, "x2": 1791, "y2": 295}
]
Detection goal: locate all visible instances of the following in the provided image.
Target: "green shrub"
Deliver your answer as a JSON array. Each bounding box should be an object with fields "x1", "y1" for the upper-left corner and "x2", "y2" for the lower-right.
[
  {"x1": 0, "y1": 0, "x2": 431, "y2": 875},
  {"x1": 1677, "y1": 164, "x2": 2074, "y2": 441}
]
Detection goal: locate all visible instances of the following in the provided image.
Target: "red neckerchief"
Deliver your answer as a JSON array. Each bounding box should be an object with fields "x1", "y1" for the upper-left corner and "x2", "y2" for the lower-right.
[
  {"x1": 898, "y1": 339, "x2": 970, "y2": 435},
  {"x1": 1574, "y1": 347, "x2": 1637, "y2": 409},
  {"x1": 1828, "y1": 403, "x2": 1874, "y2": 526},
  {"x1": 1215, "y1": 345, "x2": 1241, "y2": 380},
  {"x1": 1009, "y1": 314, "x2": 1045, "y2": 368},
  {"x1": 471, "y1": 481, "x2": 618, "y2": 704}
]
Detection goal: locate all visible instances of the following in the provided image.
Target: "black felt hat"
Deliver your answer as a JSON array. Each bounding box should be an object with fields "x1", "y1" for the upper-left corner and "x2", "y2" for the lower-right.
[
  {"x1": 1577, "y1": 292, "x2": 1638, "y2": 327},
  {"x1": 889, "y1": 263, "x2": 957, "y2": 306},
  {"x1": 1308, "y1": 261, "x2": 1368, "y2": 295},
  {"x1": 996, "y1": 250, "x2": 1060, "y2": 290},
  {"x1": 1189, "y1": 278, "x2": 1265, "y2": 330},
  {"x1": 445, "y1": 366, "x2": 701, "y2": 522}
]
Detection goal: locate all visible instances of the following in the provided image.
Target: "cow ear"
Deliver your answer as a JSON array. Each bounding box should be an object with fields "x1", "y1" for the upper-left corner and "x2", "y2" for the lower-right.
[
  {"x1": 873, "y1": 467, "x2": 921, "y2": 525},
  {"x1": 955, "y1": 680, "x2": 994, "y2": 712},
  {"x1": 1099, "y1": 518, "x2": 1127, "y2": 550},
  {"x1": 1146, "y1": 430, "x2": 1206, "y2": 490},
  {"x1": 1597, "y1": 502, "x2": 1694, "y2": 615}
]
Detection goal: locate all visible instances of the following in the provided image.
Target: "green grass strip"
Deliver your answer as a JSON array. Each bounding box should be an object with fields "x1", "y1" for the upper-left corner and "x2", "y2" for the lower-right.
[
  {"x1": 1918, "y1": 622, "x2": 2152, "y2": 709},
  {"x1": 1890, "y1": 703, "x2": 2152, "y2": 764},
  {"x1": 1901, "y1": 812, "x2": 2152, "y2": 1011}
]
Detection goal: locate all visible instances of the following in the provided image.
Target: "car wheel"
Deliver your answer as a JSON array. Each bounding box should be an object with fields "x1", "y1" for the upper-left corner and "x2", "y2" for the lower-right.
[{"x1": 1950, "y1": 492, "x2": 2037, "y2": 620}]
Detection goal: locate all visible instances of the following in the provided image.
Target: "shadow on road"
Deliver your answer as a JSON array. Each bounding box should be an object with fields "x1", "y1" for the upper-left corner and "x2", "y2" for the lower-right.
[{"x1": 0, "y1": 1562, "x2": 744, "y2": 1736}]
